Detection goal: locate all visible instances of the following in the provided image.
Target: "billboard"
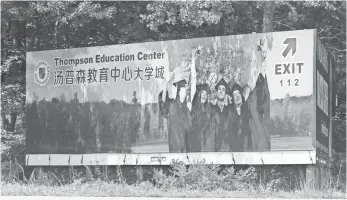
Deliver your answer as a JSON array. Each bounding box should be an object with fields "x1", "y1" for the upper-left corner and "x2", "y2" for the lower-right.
[{"x1": 26, "y1": 30, "x2": 318, "y2": 165}]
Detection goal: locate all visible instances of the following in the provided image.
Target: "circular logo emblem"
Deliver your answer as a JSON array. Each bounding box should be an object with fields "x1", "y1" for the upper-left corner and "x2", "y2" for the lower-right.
[{"x1": 34, "y1": 61, "x2": 50, "y2": 86}]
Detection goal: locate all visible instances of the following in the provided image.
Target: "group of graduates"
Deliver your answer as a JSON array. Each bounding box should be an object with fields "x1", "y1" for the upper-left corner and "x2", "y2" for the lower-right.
[{"x1": 158, "y1": 51, "x2": 272, "y2": 153}]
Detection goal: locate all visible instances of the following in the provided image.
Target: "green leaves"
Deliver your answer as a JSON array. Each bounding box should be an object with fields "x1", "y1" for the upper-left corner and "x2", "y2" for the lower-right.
[
  {"x1": 1, "y1": 84, "x2": 25, "y2": 115},
  {"x1": 68, "y1": 1, "x2": 117, "y2": 22},
  {"x1": 141, "y1": 1, "x2": 234, "y2": 31}
]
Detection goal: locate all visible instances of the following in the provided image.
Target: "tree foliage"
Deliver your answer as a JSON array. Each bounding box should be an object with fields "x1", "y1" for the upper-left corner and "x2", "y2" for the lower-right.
[{"x1": 26, "y1": 96, "x2": 142, "y2": 154}]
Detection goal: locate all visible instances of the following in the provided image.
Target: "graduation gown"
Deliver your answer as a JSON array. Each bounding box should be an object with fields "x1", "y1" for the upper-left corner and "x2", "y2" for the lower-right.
[
  {"x1": 189, "y1": 93, "x2": 212, "y2": 152},
  {"x1": 211, "y1": 103, "x2": 231, "y2": 151},
  {"x1": 158, "y1": 91, "x2": 191, "y2": 153},
  {"x1": 230, "y1": 102, "x2": 252, "y2": 152},
  {"x1": 247, "y1": 73, "x2": 271, "y2": 151}
]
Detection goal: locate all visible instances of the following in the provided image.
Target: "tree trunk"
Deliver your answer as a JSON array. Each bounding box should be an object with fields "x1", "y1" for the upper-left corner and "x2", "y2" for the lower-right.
[
  {"x1": 8, "y1": 20, "x2": 25, "y2": 85},
  {"x1": 262, "y1": 1, "x2": 276, "y2": 33},
  {"x1": 31, "y1": 16, "x2": 40, "y2": 51},
  {"x1": 3, "y1": 20, "x2": 26, "y2": 132},
  {"x1": 9, "y1": 113, "x2": 17, "y2": 132},
  {"x1": 36, "y1": 23, "x2": 41, "y2": 50},
  {"x1": 1, "y1": 35, "x2": 7, "y2": 66},
  {"x1": 2, "y1": 112, "x2": 8, "y2": 130},
  {"x1": 64, "y1": 26, "x2": 69, "y2": 49},
  {"x1": 218, "y1": 16, "x2": 225, "y2": 35},
  {"x1": 258, "y1": 1, "x2": 276, "y2": 184},
  {"x1": 53, "y1": 21, "x2": 59, "y2": 49}
]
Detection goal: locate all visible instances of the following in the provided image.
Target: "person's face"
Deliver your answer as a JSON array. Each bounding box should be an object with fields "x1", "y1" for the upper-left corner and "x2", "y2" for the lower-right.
[
  {"x1": 200, "y1": 90, "x2": 207, "y2": 104},
  {"x1": 233, "y1": 90, "x2": 242, "y2": 106},
  {"x1": 179, "y1": 86, "x2": 187, "y2": 103},
  {"x1": 217, "y1": 85, "x2": 226, "y2": 101}
]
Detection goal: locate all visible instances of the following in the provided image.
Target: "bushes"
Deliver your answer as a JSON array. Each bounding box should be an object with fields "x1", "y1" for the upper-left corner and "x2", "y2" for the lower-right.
[
  {"x1": 151, "y1": 161, "x2": 345, "y2": 194},
  {"x1": 1, "y1": 130, "x2": 25, "y2": 163},
  {"x1": 1, "y1": 159, "x2": 346, "y2": 198},
  {"x1": 153, "y1": 161, "x2": 258, "y2": 192},
  {"x1": 0, "y1": 158, "x2": 284, "y2": 192}
]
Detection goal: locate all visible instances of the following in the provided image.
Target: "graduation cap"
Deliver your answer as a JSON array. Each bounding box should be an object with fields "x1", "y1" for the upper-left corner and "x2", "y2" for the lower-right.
[
  {"x1": 215, "y1": 78, "x2": 229, "y2": 94},
  {"x1": 173, "y1": 79, "x2": 187, "y2": 89},
  {"x1": 197, "y1": 83, "x2": 211, "y2": 94},
  {"x1": 227, "y1": 78, "x2": 235, "y2": 90},
  {"x1": 230, "y1": 83, "x2": 244, "y2": 96}
]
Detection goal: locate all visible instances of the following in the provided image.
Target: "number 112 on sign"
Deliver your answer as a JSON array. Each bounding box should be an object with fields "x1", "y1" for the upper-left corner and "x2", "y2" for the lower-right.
[{"x1": 280, "y1": 79, "x2": 299, "y2": 87}]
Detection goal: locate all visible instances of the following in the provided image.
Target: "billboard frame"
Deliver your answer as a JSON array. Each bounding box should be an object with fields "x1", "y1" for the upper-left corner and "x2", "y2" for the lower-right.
[
  {"x1": 315, "y1": 29, "x2": 334, "y2": 162},
  {"x1": 25, "y1": 29, "x2": 323, "y2": 166}
]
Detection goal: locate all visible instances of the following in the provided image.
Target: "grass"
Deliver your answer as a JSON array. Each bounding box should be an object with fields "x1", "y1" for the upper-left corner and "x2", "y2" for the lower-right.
[
  {"x1": 1, "y1": 160, "x2": 346, "y2": 198},
  {"x1": 1, "y1": 181, "x2": 346, "y2": 198}
]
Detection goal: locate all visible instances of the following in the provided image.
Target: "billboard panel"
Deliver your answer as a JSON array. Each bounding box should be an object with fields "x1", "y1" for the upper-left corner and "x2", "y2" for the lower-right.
[
  {"x1": 316, "y1": 36, "x2": 333, "y2": 160},
  {"x1": 26, "y1": 30, "x2": 316, "y2": 165}
]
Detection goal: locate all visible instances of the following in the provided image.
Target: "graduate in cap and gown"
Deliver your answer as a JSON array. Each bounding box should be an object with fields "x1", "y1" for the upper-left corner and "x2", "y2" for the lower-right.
[
  {"x1": 229, "y1": 83, "x2": 252, "y2": 152},
  {"x1": 186, "y1": 45, "x2": 216, "y2": 152},
  {"x1": 158, "y1": 78, "x2": 191, "y2": 153},
  {"x1": 240, "y1": 38, "x2": 271, "y2": 151},
  {"x1": 245, "y1": 73, "x2": 271, "y2": 151},
  {"x1": 158, "y1": 50, "x2": 197, "y2": 153},
  {"x1": 189, "y1": 83, "x2": 213, "y2": 152},
  {"x1": 210, "y1": 78, "x2": 233, "y2": 151}
]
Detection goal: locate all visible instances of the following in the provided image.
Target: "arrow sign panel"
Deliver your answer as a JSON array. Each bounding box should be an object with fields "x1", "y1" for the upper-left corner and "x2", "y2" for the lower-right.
[{"x1": 282, "y1": 38, "x2": 297, "y2": 57}]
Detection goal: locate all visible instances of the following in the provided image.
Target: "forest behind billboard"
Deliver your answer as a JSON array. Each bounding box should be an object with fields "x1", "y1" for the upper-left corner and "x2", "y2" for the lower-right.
[{"x1": 26, "y1": 30, "x2": 316, "y2": 156}]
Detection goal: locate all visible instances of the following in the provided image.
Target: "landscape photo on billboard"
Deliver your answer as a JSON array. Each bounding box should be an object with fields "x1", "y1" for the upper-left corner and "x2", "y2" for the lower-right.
[{"x1": 26, "y1": 30, "x2": 315, "y2": 154}]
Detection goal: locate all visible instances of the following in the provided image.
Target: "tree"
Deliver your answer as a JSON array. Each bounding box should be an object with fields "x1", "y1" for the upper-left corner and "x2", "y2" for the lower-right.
[
  {"x1": 1, "y1": 1, "x2": 27, "y2": 132},
  {"x1": 262, "y1": 1, "x2": 276, "y2": 32}
]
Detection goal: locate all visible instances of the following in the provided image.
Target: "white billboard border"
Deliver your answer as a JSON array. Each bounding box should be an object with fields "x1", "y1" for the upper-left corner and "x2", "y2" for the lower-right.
[
  {"x1": 25, "y1": 151, "x2": 316, "y2": 166},
  {"x1": 25, "y1": 29, "x2": 319, "y2": 166}
]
